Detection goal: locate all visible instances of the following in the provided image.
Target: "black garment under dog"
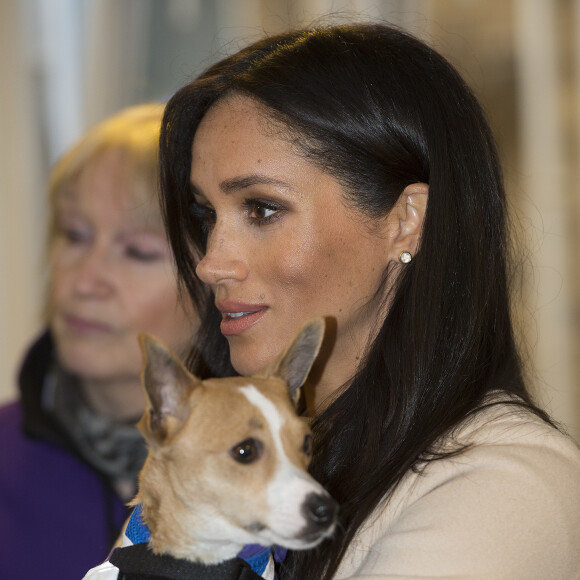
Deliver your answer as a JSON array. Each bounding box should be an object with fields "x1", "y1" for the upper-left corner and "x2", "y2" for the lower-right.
[{"x1": 109, "y1": 544, "x2": 264, "y2": 580}]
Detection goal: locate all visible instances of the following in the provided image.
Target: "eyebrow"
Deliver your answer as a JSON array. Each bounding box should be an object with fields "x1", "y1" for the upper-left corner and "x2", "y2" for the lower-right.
[
  {"x1": 58, "y1": 188, "x2": 80, "y2": 203},
  {"x1": 220, "y1": 174, "x2": 291, "y2": 194}
]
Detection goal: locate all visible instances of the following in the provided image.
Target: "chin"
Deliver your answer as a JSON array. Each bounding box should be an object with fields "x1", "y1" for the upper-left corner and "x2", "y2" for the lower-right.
[
  {"x1": 58, "y1": 349, "x2": 110, "y2": 379},
  {"x1": 229, "y1": 342, "x2": 285, "y2": 377},
  {"x1": 230, "y1": 356, "x2": 260, "y2": 377},
  {"x1": 60, "y1": 360, "x2": 106, "y2": 380}
]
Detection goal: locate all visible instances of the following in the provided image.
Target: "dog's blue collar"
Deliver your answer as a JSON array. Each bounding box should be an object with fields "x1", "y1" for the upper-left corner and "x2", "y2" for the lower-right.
[{"x1": 125, "y1": 504, "x2": 151, "y2": 544}]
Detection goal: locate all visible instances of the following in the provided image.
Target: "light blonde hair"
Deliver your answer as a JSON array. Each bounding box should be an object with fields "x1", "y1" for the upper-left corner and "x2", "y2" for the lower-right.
[{"x1": 47, "y1": 103, "x2": 166, "y2": 246}]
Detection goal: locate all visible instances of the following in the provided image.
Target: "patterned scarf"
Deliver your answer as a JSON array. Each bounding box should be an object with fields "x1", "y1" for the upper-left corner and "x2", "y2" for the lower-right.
[{"x1": 45, "y1": 365, "x2": 148, "y2": 500}]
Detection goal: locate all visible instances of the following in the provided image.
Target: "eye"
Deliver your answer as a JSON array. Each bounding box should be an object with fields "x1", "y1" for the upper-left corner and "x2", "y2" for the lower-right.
[
  {"x1": 125, "y1": 246, "x2": 163, "y2": 262},
  {"x1": 189, "y1": 202, "x2": 216, "y2": 233},
  {"x1": 123, "y1": 232, "x2": 168, "y2": 263},
  {"x1": 230, "y1": 438, "x2": 263, "y2": 464},
  {"x1": 57, "y1": 225, "x2": 91, "y2": 245},
  {"x1": 55, "y1": 210, "x2": 92, "y2": 245},
  {"x1": 244, "y1": 199, "x2": 283, "y2": 225},
  {"x1": 303, "y1": 433, "x2": 313, "y2": 457}
]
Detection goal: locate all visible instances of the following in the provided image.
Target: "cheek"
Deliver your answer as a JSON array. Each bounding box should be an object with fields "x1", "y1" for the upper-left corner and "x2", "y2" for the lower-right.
[
  {"x1": 48, "y1": 244, "x2": 84, "y2": 302},
  {"x1": 48, "y1": 262, "x2": 70, "y2": 310},
  {"x1": 124, "y1": 282, "x2": 178, "y2": 326},
  {"x1": 267, "y1": 227, "x2": 352, "y2": 305},
  {"x1": 123, "y1": 276, "x2": 195, "y2": 347},
  {"x1": 265, "y1": 230, "x2": 386, "y2": 352}
]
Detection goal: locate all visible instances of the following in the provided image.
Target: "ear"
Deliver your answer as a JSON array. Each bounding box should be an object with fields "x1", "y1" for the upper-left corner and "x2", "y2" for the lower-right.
[
  {"x1": 138, "y1": 333, "x2": 200, "y2": 443},
  {"x1": 389, "y1": 182, "x2": 428, "y2": 262},
  {"x1": 256, "y1": 318, "x2": 325, "y2": 405}
]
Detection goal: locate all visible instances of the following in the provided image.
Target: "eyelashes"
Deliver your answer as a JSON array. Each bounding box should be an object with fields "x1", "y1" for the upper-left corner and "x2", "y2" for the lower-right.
[
  {"x1": 56, "y1": 224, "x2": 90, "y2": 244},
  {"x1": 189, "y1": 203, "x2": 216, "y2": 242},
  {"x1": 243, "y1": 198, "x2": 283, "y2": 225},
  {"x1": 189, "y1": 202, "x2": 216, "y2": 231},
  {"x1": 189, "y1": 198, "x2": 284, "y2": 232},
  {"x1": 124, "y1": 247, "x2": 164, "y2": 262}
]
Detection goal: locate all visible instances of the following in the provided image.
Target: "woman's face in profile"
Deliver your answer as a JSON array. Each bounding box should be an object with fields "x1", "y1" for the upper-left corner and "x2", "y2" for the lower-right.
[
  {"x1": 191, "y1": 96, "x2": 397, "y2": 405},
  {"x1": 49, "y1": 148, "x2": 196, "y2": 385}
]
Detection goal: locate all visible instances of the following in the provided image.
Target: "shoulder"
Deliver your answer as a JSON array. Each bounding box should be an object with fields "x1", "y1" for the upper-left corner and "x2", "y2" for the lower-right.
[
  {"x1": 0, "y1": 400, "x2": 25, "y2": 450},
  {"x1": 0, "y1": 397, "x2": 113, "y2": 507},
  {"x1": 0, "y1": 399, "x2": 127, "y2": 579},
  {"x1": 337, "y1": 401, "x2": 580, "y2": 579},
  {"x1": 0, "y1": 399, "x2": 21, "y2": 425}
]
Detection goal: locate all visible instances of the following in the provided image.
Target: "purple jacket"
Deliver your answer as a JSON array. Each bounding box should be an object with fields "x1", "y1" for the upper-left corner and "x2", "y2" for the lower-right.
[{"x1": 0, "y1": 332, "x2": 130, "y2": 579}]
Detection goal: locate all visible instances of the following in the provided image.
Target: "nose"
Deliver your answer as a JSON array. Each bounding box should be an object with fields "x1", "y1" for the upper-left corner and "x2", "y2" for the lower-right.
[
  {"x1": 71, "y1": 245, "x2": 115, "y2": 298},
  {"x1": 195, "y1": 227, "x2": 249, "y2": 286},
  {"x1": 302, "y1": 492, "x2": 338, "y2": 532}
]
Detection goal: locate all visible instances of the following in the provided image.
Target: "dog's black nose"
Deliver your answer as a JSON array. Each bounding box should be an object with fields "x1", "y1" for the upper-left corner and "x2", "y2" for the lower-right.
[{"x1": 303, "y1": 492, "x2": 338, "y2": 528}]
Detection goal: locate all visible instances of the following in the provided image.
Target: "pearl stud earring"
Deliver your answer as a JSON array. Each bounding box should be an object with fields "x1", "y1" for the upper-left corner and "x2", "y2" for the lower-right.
[{"x1": 399, "y1": 251, "x2": 412, "y2": 264}]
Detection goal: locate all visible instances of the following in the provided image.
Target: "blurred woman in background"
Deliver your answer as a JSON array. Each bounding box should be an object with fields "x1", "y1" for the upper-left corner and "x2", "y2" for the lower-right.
[{"x1": 0, "y1": 104, "x2": 198, "y2": 579}]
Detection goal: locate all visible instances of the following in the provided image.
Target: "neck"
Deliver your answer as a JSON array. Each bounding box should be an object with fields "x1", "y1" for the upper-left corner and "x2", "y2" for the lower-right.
[
  {"x1": 154, "y1": 537, "x2": 243, "y2": 566},
  {"x1": 303, "y1": 324, "x2": 354, "y2": 416},
  {"x1": 141, "y1": 497, "x2": 243, "y2": 564},
  {"x1": 305, "y1": 311, "x2": 387, "y2": 416},
  {"x1": 80, "y1": 376, "x2": 145, "y2": 422},
  {"x1": 304, "y1": 360, "x2": 351, "y2": 416}
]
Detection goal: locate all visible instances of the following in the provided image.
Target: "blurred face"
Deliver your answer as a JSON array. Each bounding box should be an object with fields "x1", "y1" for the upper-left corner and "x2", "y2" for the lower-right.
[
  {"x1": 49, "y1": 148, "x2": 197, "y2": 384},
  {"x1": 192, "y1": 96, "x2": 397, "y2": 405}
]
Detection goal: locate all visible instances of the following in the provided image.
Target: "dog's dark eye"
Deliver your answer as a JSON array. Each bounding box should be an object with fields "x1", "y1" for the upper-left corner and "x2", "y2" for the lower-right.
[
  {"x1": 303, "y1": 433, "x2": 313, "y2": 456},
  {"x1": 231, "y1": 438, "x2": 262, "y2": 464}
]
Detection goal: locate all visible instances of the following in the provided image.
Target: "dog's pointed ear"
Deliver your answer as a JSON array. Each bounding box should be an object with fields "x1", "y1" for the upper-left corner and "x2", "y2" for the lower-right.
[
  {"x1": 257, "y1": 318, "x2": 325, "y2": 405},
  {"x1": 138, "y1": 333, "x2": 200, "y2": 443}
]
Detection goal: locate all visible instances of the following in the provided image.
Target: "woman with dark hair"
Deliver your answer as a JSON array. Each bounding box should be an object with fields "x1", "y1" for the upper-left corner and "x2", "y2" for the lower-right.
[{"x1": 158, "y1": 23, "x2": 580, "y2": 578}]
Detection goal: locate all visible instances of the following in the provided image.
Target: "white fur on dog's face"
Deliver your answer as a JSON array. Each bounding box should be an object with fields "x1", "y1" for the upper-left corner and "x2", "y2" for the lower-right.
[
  {"x1": 239, "y1": 384, "x2": 334, "y2": 549},
  {"x1": 136, "y1": 374, "x2": 335, "y2": 563}
]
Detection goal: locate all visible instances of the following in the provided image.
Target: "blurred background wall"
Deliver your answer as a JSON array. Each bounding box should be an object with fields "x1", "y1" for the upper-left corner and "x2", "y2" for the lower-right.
[{"x1": 1, "y1": 0, "x2": 579, "y2": 442}]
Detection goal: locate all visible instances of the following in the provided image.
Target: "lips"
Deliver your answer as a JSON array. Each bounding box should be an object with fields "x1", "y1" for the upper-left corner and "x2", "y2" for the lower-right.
[
  {"x1": 217, "y1": 301, "x2": 268, "y2": 336},
  {"x1": 63, "y1": 314, "x2": 113, "y2": 335}
]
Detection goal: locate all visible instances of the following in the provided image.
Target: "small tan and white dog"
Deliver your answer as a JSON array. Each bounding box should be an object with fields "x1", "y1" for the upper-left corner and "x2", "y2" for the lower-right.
[{"x1": 83, "y1": 318, "x2": 337, "y2": 580}]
